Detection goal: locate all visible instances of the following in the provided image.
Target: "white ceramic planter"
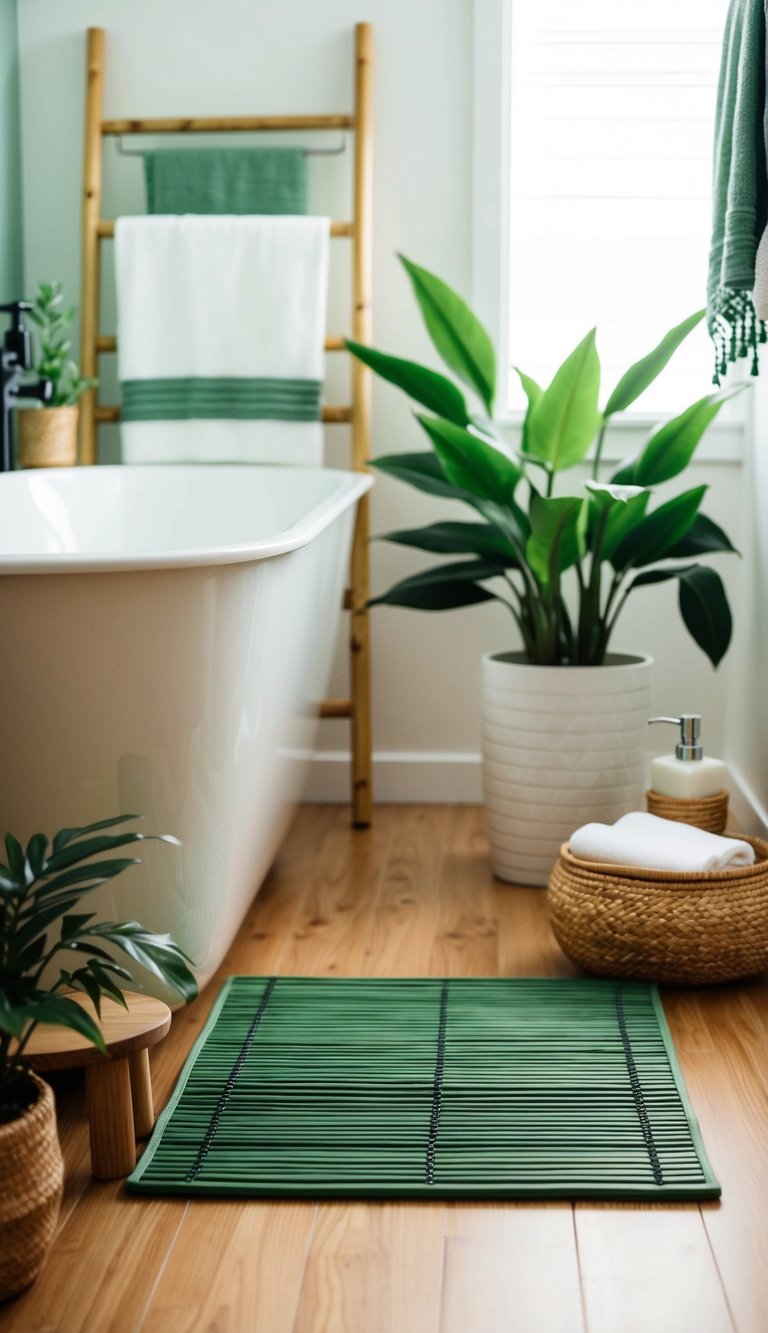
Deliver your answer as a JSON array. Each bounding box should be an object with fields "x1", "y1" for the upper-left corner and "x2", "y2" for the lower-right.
[{"x1": 481, "y1": 651, "x2": 653, "y2": 887}]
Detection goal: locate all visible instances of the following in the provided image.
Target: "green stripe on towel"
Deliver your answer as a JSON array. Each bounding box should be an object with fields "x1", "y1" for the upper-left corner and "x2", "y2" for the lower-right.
[
  {"x1": 121, "y1": 376, "x2": 322, "y2": 422},
  {"x1": 144, "y1": 148, "x2": 307, "y2": 216},
  {"x1": 127, "y1": 976, "x2": 720, "y2": 1200}
]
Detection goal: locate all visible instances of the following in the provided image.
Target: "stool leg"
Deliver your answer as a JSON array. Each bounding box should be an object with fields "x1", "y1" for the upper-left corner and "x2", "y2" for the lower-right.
[
  {"x1": 129, "y1": 1048, "x2": 155, "y2": 1139},
  {"x1": 85, "y1": 1057, "x2": 136, "y2": 1179}
]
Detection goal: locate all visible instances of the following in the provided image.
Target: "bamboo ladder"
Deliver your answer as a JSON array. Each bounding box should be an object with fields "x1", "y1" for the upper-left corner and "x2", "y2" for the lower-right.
[{"x1": 78, "y1": 23, "x2": 374, "y2": 827}]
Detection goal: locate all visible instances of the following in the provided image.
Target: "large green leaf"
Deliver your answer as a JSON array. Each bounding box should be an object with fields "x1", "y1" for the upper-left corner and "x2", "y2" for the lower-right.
[
  {"x1": 0, "y1": 990, "x2": 26, "y2": 1038},
  {"x1": 30, "y1": 858, "x2": 141, "y2": 902},
  {"x1": 370, "y1": 452, "x2": 476, "y2": 504},
  {"x1": 525, "y1": 329, "x2": 601, "y2": 472},
  {"x1": 11, "y1": 895, "x2": 84, "y2": 953},
  {"x1": 629, "y1": 564, "x2": 732, "y2": 667},
  {"x1": 515, "y1": 368, "x2": 542, "y2": 455},
  {"x1": 370, "y1": 559, "x2": 503, "y2": 611},
  {"x1": 25, "y1": 834, "x2": 48, "y2": 878},
  {"x1": 0, "y1": 866, "x2": 17, "y2": 895},
  {"x1": 600, "y1": 490, "x2": 651, "y2": 562},
  {"x1": 665, "y1": 512, "x2": 739, "y2": 558},
  {"x1": 603, "y1": 311, "x2": 705, "y2": 416},
  {"x1": 399, "y1": 255, "x2": 496, "y2": 412},
  {"x1": 61, "y1": 913, "x2": 96, "y2": 940},
  {"x1": 344, "y1": 339, "x2": 469, "y2": 425},
  {"x1": 12, "y1": 993, "x2": 106, "y2": 1052},
  {"x1": 416, "y1": 416, "x2": 521, "y2": 505},
  {"x1": 79, "y1": 923, "x2": 197, "y2": 1002},
  {"x1": 679, "y1": 566, "x2": 733, "y2": 667},
  {"x1": 51, "y1": 814, "x2": 141, "y2": 855},
  {"x1": 5, "y1": 834, "x2": 28, "y2": 886},
  {"x1": 43, "y1": 830, "x2": 177, "y2": 877},
  {"x1": 525, "y1": 494, "x2": 584, "y2": 586},
  {"x1": 379, "y1": 521, "x2": 517, "y2": 561},
  {"x1": 628, "y1": 563, "x2": 697, "y2": 589},
  {"x1": 612, "y1": 392, "x2": 732, "y2": 487},
  {"x1": 612, "y1": 486, "x2": 707, "y2": 570}
]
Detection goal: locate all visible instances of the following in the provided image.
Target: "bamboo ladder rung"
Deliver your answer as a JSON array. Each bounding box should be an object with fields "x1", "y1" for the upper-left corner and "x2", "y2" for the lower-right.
[
  {"x1": 100, "y1": 114, "x2": 355, "y2": 135},
  {"x1": 95, "y1": 334, "x2": 347, "y2": 354},
  {"x1": 94, "y1": 404, "x2": 352, "y2": 424},
  {"x1": 95, "y1": 220, "x2": 354, "y2": 239},
  {"x1": 320, "y1": 700, "x2": 353, "y2": 719}
]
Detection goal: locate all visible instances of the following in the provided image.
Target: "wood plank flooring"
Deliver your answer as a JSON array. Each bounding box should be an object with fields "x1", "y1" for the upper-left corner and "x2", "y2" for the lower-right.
[{"x1": 2, "y1": 804, "x2": 767, "y2": 1333}]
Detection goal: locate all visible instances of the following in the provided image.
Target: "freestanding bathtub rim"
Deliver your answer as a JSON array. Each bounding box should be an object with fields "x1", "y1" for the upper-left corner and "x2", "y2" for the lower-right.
[{"x1": 0, "y1": 464, "x2": 373, "y2": 574}]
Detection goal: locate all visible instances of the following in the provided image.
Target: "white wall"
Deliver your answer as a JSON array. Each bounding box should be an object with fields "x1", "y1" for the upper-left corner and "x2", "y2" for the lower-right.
[
  {"x1": 17, "y1": 0, "x2": 745, "y2": 801},
  {"x1": 725, "y1": 385, "x2": 768, "y2": 835}
]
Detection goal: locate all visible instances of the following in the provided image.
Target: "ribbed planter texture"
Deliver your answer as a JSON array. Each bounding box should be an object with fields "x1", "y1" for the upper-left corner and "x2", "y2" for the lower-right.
[
  {"x1": 17, "y1": 406, "x2": 78, "y2": 468},
  {"x1": 0, "y1": 1074, "x2": 64, "y2": 1300},
  {"x1": 481, "y1": 651, "x2": 653, "y2": 887}
]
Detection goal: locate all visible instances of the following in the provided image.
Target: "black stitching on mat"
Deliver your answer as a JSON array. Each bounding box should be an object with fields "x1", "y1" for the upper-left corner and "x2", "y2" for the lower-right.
[
  {"x1": 186, "y1": 977, "x2": 277, "y2": 1181},
  {"x1": 425, "y1": 980, "x2": 450, "y2": 1185},
  {"x1": 615, "y1": 983, "x2": 663, "y2": 1186}
]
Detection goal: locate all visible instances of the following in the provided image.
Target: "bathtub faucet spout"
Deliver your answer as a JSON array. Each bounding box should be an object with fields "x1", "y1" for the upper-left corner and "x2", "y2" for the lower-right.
[{"x1": 1, "y1": 300, "x2": 52, "y2": 472}]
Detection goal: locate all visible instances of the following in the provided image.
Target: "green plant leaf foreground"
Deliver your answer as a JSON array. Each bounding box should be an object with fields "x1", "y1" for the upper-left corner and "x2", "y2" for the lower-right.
[{"x1": 0, "y1": 816, "x2": 197, "y2": 1118}]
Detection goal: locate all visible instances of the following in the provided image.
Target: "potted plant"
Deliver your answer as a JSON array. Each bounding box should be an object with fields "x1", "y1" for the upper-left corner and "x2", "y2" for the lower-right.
[
  {"x1": 348, "y1": 257, "x2": 737, "y2": 885},
  {"x1": 0, "y1": 814, "x2": 196, "y2": 1299},
  {"x1": 16, "y1": 281, "x2": 96, "y2": 469}
]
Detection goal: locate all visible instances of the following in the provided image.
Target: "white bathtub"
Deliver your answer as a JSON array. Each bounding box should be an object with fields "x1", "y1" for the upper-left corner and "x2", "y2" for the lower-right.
[{"x1": 0, "y1": 464, "x2": 371, "y2": 994}]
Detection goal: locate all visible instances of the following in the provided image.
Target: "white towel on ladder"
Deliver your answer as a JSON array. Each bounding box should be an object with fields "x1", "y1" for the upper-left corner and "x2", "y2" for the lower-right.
[{"x1": 115, "y1": 215, "x2": 330, "y2": 465}]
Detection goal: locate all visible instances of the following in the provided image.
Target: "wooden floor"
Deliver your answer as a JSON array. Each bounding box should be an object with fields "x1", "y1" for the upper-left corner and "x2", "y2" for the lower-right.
[{"x1": 3, "y1": 804, "x2": 768, "y2": 1333}]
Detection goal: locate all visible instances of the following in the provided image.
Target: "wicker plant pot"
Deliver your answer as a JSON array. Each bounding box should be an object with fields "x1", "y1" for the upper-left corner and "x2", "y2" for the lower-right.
[
  {"x1": 0, "y1": 1074, "x2": 64, "y2": 1301},
  {"x1": 646, "y1": 788, "x2": 729, "y2": 834},
  {"x1": 547, "y1": 836, "x2": 768, "y2": 985},
  {"x1": 17, "y1": 406, "x2": 78, "y2": 468}
]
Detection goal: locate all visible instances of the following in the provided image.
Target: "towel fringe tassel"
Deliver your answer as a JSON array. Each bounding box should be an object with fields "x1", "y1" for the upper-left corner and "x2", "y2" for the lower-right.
[{"x1": 708, "y1": 288, "x2": 767, "y2": 384}]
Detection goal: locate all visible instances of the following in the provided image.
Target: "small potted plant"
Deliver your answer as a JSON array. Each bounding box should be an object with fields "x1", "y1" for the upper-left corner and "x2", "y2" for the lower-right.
[
  {"x1": 16, "y1": 281, "x2": 96, "y2": 469},
  {"x1": 0, "y1": 815, "x2": 196, "y2": 1300},
  {"x1": 348, "y1": 257, "x2": 738, "y2": 885}
]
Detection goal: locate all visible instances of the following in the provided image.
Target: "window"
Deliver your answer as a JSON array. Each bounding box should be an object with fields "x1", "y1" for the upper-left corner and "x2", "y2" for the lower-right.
[{"x1": 478, "y1": 0, "x2": 732, "y2": 419}]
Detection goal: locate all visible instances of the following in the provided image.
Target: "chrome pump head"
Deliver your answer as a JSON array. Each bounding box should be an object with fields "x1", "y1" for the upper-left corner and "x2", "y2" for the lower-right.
[{"x1": 648, "y1": 714, "x2": 703, "y2": 761}]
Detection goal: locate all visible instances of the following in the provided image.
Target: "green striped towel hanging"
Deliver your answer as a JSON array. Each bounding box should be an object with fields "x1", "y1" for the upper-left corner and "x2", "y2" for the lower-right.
[
  {"x1": 121, "y1": 376, "x2": 322, "y2": 423},
  {"x1": 707, "y1": 0, "x2": 768, "y2": 381},
  {"x1": 145, "y1": 148, "x2": 307, "y2": 216}
]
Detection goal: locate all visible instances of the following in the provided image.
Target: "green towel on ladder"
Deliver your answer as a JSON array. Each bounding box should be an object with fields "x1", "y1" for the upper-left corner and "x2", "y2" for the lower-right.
[
  {"x1": 144, "y1": 148, "x2": 307, "y2": 216},
  {"x1": 708, "y1": 0, "x2": 768, "y2": 382}
]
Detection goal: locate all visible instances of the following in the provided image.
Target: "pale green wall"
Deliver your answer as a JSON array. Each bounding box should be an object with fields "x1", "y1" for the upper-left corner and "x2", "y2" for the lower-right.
[{"x1": 0, "y1": 0, "x2": 22, "y2": 298}]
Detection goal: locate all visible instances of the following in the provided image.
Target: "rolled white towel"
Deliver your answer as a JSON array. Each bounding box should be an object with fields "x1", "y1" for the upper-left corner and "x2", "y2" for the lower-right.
[{"x1": 569, "y1": 811, "x2": 755, "y2": 873}]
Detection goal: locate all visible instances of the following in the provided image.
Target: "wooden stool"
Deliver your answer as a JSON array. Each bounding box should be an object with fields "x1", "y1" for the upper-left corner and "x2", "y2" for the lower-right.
[{"x1": 24, "y1": 992, "x2": 171, "y2": 1180}]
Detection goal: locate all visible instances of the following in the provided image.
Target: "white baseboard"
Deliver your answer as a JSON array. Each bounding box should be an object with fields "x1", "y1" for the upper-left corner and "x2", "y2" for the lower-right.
[
  {"x1": 305, "y1": 752, "x2": 768, "y2": 835},
  {"x1": 304, "y1": 750, "x2": 484, "y2": 804},
  {"x1": 725, "y1": 765, "x2": 768, "y2": 838}
]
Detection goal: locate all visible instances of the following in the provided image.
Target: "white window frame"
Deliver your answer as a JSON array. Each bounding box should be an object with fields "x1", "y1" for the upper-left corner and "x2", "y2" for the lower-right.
[{"x1": 471, "y1": 0, "x2": 745, "y2": 464}]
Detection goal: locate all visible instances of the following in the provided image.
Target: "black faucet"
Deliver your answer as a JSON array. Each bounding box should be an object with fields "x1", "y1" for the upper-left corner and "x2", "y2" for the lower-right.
[{"x1": 1, "y1": 300, "x2": 53, "y2": 472}]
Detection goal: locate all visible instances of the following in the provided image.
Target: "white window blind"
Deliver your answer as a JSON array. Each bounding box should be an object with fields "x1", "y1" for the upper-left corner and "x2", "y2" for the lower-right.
[{"x1": 506, "y1": 0, "x2": 729, "y2": 416}]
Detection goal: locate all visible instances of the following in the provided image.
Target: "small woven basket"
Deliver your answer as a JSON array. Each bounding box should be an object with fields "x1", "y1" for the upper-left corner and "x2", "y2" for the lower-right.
[
  {"x1": 0, "y1": 1074, "x2": 64, "y2": 1300},
  {"x1": 646, "y1": 788, "x2": 729, "y2": 834},
  {"x1": 547, "y1": 835, "x2": 768, "y2": 985},
  {"x1": 17, "y1": 406, "x2": 78, "y2": 468}
]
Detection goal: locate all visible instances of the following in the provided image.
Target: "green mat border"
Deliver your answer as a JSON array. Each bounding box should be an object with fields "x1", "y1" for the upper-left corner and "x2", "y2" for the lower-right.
[{"x1": 126, "y1": 976, "x2": 721, "y2": 1201}]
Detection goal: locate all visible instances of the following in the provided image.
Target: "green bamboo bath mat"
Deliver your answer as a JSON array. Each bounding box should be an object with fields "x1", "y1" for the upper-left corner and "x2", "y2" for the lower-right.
[{"x1": 127, "y1": 976, "x2": 719, "y2": 1200}]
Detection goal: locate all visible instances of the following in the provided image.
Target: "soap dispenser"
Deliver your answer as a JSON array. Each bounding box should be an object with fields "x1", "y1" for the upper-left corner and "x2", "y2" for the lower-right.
[{"x1": 646, "y1": 714, "x2": 729, "y2": 832}]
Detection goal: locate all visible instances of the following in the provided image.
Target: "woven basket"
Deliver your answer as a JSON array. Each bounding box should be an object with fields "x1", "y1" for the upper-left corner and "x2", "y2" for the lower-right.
[
  {"x1": 547, "y1": 835, "x2": 768, "y2": 985},
  {"x1": 0, "y1": 1074, "x2": 64, "y2": 1300},
  {"x1": 17, "y1": 406, "x2": 78, "y2": 468},
  {"x1": 646, "y1": 788, "x2": 729, "y2": 834}
]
